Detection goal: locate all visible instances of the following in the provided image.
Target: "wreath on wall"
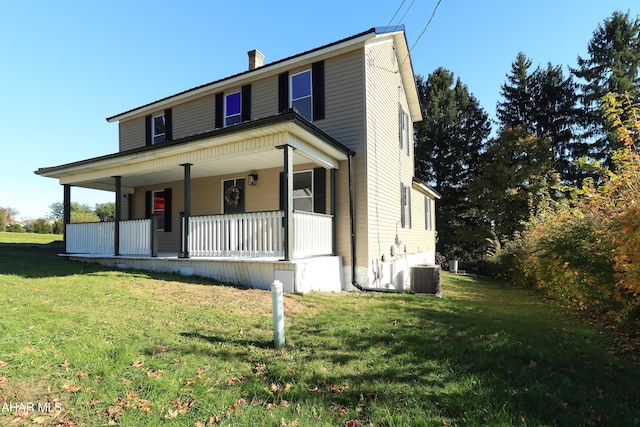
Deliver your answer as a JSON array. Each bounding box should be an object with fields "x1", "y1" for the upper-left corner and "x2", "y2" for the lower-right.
[{"x1": 225, "y1": 184, "x2": 241, "y2": 207}]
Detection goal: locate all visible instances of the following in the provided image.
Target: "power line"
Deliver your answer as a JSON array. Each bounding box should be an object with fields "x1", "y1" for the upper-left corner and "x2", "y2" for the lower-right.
[
  {"x1": 399, "y1": 0, "x2": 443, "y2": 68},
  {"x1": 397, "y1": 0, "x2": 416, "y2": 26},
  {"x1": 382, "y1": 0, "x2": 407, "y2": 34}
]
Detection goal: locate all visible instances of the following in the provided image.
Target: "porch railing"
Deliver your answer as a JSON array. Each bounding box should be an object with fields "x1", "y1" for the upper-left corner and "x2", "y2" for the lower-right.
[
  {"x1": 292, "y1": 211, "x2": 333, "y2": 258},
  {"x1": 66, "y1": 222, "x2": 114, "y2": 254},
  {"x1": 119, "y1": 219, "x2": 154, "y2": 255},
  {"x1": 65, "y1": 211, "x2": 333, "y2": 259},
  {"x1": 188, "y1": 211, "x2": 284, "y2": 257},
  {"x1": 66, "y1": 219, "x2": 153, "y2": 255}
]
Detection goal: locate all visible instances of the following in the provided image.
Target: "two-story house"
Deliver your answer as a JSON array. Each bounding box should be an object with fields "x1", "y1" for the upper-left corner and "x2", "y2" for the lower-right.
[{"x1": 36, "y1": 26, "x2": 440, "y2": 293}]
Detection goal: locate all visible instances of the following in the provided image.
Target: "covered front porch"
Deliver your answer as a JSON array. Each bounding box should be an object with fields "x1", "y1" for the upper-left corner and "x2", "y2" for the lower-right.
[{"x1": 36, "y1": 111, "x2": 354, "y2": 292}]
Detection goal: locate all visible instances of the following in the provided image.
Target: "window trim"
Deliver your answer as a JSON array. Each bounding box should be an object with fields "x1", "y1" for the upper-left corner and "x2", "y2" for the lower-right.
[
  {"x1": 152, "y1": 190, "x2": 165, "y2": 231},
  {"x1": 290, "y1": 69, "x2": 313, "y2": 121},
  {"x1": 399, "y1": 105, "x2": 410, "y2": 155},
  {"x1": 425, "y1": 197, "x2": 433, "y2": 231},
  {"x1": 292, "y1": 170, "x2": 314, "y2": 212},
  {"x1": 401, "y1": 183, "x2": 411, "y2": 229},
  {"x1": 224, "y1": 91, "x2": 242, "y2": 126},
  {"x1": 152, "y1": 113, "x2": 166, "y2": 145}
]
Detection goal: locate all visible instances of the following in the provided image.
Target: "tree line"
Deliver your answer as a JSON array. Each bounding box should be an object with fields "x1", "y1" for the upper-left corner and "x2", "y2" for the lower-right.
[
  {"x1": 0, "y1": 202, "x2": 116, "y2": 234},
  {"x1": 416, "y1": 10, "x2": 640, "y2": 264},
  {"x1": 415, "y1": 11, "x2": 640, "y2": 325}
]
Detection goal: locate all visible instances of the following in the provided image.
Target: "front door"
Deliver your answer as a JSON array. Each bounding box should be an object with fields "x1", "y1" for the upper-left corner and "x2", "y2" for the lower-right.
[{"x1": 223, "y1": 178, "x2": 245, "y2": 214}]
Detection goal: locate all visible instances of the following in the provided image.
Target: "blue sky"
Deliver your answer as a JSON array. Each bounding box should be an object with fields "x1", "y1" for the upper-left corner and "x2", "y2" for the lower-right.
[{"x1": 1, "y1": 0, "x2": 638, "y2": 219}]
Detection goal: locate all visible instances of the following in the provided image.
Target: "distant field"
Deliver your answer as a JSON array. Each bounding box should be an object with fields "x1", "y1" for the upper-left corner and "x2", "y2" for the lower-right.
[{"x1": 0, "y1": 231, "x2": 62, "y2": 244}]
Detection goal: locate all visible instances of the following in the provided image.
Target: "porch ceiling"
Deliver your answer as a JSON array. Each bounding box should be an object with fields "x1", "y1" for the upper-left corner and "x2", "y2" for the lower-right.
[{"x1": 36, "y1": 112, "x2": 352, "y2": 193}]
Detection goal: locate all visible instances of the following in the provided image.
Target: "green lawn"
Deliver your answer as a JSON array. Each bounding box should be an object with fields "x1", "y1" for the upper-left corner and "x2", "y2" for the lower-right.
[{"x1": 0, "y1": 232, "x2": 638, "y2": 426}]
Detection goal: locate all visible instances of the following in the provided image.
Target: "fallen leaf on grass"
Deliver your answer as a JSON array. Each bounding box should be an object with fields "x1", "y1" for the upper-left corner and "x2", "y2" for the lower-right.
[
  {"x1": 147, "y1": 370, "x2": 163, "y2": 379},
  {"x1": 332, "y1": 405, "x2": 348, "y2": 415},
  {"x1": 138, "y1": 400, "x2": 152, "y2": 413},
  {"x1": 229, "y1": 398, "x2": 247, "y2": 411},
  {"x1": 60, "y1": 360, "x2": 70, "y2": 370},
  {"x1": 32, "y1": 415, "x2": 47, "y2": 424},
  {"x1": 85, "y1": 398, "x2": 100, "y2": 407},
  {"x1": 131, "y1": 360, "x2": 145, "y2": 368},
  {"x1": 528, "y1": 360, "x2": 537, "y2": 369},
  {"x1": 62, "y1": 384, "x2": 82, "y2": 392},
  {"x1": 345, "y1": 419, "x2": 362, "y2": 427}
]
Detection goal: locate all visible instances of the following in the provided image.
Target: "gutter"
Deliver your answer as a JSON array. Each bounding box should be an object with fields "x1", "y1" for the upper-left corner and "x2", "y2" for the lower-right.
[{"x1": 347, "y1": 153, "x2": 414, "y2": 294}]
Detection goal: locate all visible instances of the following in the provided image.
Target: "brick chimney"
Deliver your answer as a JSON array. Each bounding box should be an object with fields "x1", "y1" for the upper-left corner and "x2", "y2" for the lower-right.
[{"x1": 247, "y1": 49, "x2": 265, "y2": 70}]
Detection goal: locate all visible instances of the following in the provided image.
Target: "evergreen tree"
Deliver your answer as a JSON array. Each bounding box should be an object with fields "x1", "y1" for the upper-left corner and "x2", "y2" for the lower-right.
[
  {"x1": 496, "y1": 52, "x2": 534, "y2": 132},
  {"x1": 414, "y1": 68, "x2": 491, "y2": 262},
  {"x1": 573, "y1": 10, "x2": 640, "y2": 157},
  {"x1": 530, "y1": 63, "x2": 583, "y2": 183},
  {"x1": 497, "y1": 54, "x2": 582, "y2": 184}
]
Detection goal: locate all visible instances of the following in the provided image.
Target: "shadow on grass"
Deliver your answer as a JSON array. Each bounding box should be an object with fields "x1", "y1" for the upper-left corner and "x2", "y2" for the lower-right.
[
  {"x1": 0, "y1": 241, "x2": 95, "y2": 278},
  {"x1": 0, "y1": 241, "x2": 252, "y2": 291},
  {"x1": 178, "y1": 331, "x2": 273, "y2": 351},
  {"x1": 276, "y1": 290, "x2": 640, "y2": 425}
]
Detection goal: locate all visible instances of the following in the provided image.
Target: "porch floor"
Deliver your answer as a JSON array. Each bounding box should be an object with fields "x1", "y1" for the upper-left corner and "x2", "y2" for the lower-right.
[{"x1": 63, "y1": 252, "x2": 344, "y2": 293}]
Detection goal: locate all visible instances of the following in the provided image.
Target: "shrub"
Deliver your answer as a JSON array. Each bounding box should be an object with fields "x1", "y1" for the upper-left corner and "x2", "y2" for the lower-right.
[
  {"x1": 491, "y1": 93, "x2": 640, "y2": 326},
  {"x1": 6, "y1": 223, "x2": 24, "y2": 233},
  {"x1": 29, "y1": 219, "x2": 53, "y2": 234}
]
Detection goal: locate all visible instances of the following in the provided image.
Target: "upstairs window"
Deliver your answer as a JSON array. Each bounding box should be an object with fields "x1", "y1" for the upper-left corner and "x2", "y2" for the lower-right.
[
  {"x1": 291, "y1": 70, "x2": 312, "y2": 121},
  {"x1": 399, "y1": 105, "x2": 410, "y2": 155},
  {"x1": 225, "y1": 92, "x2": 242, "y2": 126},
  {"x1": 215, "y1": 85, "x2": 251, "y2": 128},
  {"x1": 152, "y1": 113, "x2": 166, "y2": 145},
  {"x1": 145, "y1": 109, "x2": 172, "y2": 146}
]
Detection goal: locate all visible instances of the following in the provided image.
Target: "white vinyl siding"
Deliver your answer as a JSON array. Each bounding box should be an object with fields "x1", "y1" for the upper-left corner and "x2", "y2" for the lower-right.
[{"x1": 364, "y1": 37, "x2": 417, "y2": 264}]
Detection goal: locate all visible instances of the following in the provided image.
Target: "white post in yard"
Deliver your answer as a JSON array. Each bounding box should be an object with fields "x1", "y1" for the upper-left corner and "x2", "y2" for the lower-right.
[{"x1": 271, "y1": 280, "x2": 285, "y2": 349}]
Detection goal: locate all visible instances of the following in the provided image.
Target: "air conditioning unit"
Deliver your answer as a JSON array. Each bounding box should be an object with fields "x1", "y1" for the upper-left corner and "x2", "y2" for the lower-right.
[{"x1": 411, "y1": 265, "x2": 441, "y2": 296}]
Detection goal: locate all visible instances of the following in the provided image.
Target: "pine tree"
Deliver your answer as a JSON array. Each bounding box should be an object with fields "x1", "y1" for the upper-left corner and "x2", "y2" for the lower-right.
[
  {"x1": 573, "y1": 10, "x2": 640, "y2": 158},
  {"x1": 414, "y1": 68, "x2": 491, "y2": 262},
  {"x1": 497, "y1": 53, "x2": 582, "y2": 184},
  {"x1": 530, "y1": 63, "x2": 583, "y2": 183},
  {"x1": 496, "y1": 52, "x2": 534, "y2": 132}
]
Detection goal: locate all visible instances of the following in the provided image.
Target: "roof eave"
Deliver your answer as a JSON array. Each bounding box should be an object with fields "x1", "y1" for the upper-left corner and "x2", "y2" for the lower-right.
[
  {"x1": 412, "y1": 177, "x2": 441, "y2": 199},
  {"x1": 37, "y1": 110, "x2": 353, "y2": 179}
]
